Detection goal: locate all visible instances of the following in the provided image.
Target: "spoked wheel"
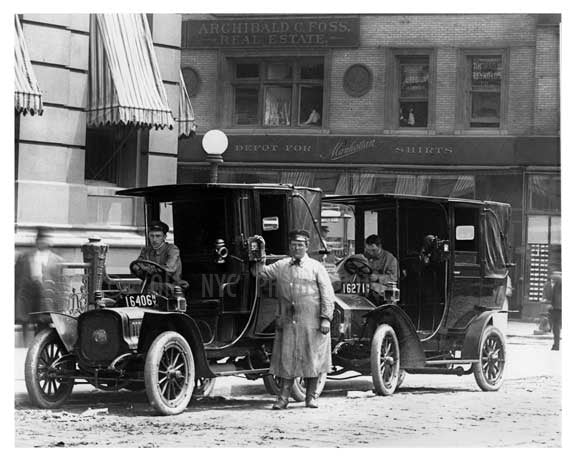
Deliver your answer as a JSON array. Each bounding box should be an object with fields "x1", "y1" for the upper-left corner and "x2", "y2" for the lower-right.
[
  {"x1": 262, "y1": 374, "x2": 282, "y2": 395},
  {"x1": 144, "y1": 332, "x2": 195, "y2": 415},
  {"x1": 192, "y1": 377, "x2": 216, "y2": 399},
  {"x1": 473, "y1": 326, "x2": 506, "y2": 391},
  {"x1": 370, "y1": 323, "x2": 400, "y2": 396},
  {"x1": 24, "y1": 329, "x2": 75, "y2": 408},
  {"x1": 290, "y1": 374, "x2": 327, "y2": 402}
]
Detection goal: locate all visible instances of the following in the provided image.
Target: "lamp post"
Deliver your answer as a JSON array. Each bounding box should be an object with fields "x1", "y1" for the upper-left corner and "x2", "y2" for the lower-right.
[{"x1": 202, "y1": 129, "x2": 228, "y2": 183}]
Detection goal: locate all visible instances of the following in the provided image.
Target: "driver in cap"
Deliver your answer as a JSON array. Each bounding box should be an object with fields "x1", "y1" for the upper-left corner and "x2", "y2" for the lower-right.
[{"x1": 137, "y1": 220, "x2": 183, "y2": 285}]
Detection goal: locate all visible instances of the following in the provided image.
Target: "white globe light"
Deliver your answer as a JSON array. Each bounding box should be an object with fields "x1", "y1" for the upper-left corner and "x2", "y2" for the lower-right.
[{"x1": 202, "y1": 129, "x2": 228, "y2": 155}]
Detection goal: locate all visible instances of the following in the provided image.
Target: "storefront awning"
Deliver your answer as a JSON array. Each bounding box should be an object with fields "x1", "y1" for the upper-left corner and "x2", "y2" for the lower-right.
[
  {"x1": 177, "y1": 70, "x2": 196, "y2": 138},
  {"x1": 87, "y1": 14, "x2": 174, "y2": 130},
  {"x1": 14, "y1": 16, "x2": 43, "y2": 116}
]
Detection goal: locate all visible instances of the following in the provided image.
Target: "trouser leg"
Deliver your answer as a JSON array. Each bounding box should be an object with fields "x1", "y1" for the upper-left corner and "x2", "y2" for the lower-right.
[
  {"x1": 550, "y1": 310, "x2": 561, "y2": 350},
  {"x1": 305, "y1": 377, "x2": 320, "y2": 408},
  {"x1": 272, "y1": 378, "x2": 294, "y2": 410}
]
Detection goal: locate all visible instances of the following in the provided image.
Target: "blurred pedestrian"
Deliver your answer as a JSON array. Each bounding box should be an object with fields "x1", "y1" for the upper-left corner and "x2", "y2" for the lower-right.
[
  {"x1": 251, "y1": 229, "x2": 335, "y2": 409},
  {"x1": 15, "y1": 227, "x2": 64, "y2": 344},
  {"x1": 542, "y1": 271, "x2": 562, "y2": 350}
]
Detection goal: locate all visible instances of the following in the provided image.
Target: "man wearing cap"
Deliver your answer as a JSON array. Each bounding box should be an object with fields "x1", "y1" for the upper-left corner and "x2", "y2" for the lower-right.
[
  {"x1": 137, "y1": 220, "x2": 183, "y2": 290},
  {"x1": 364, "y1": 234, "x2": 398, "y2": 284},
  {"x1": 251, "y1": 229, "x2": 335, "y2": 410}
]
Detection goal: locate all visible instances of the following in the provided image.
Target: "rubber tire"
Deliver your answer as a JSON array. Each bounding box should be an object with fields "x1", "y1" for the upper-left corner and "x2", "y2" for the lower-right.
[
  {"x1": 144, "y1": 331, "x2": 195, "y2": 415},
  {"x1": 290, "y1": 374, "x2": 327, "y2": 402},
  {"x1": 192, "y1": 377, "x2": 216, "y2": 399},
  {"x1": 473, "y1": 326, "x2": 506, "y2": 392},
  {"x1": 24, "y1": 329, "x2": 75, "y2": 408},
  {"x1": 371, "y1": 323, "x2": 400, "y2": 396},
  {"x1": 263, "y1": 374, "x2": 282, "y2": 395}
]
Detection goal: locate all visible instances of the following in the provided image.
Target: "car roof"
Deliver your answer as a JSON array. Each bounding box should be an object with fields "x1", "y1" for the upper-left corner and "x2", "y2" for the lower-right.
[
  {"x1": 324, "y1": 193, "x2": 510, "y2": 208},
  {"x1": 116, "y1": 182, "x2": 323, "y2": 198}
]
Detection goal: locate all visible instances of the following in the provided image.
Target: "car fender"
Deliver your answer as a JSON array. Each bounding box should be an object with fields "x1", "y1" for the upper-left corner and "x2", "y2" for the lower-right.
[
  {"x1": 461, "y1": 311, "x2": 497, "y2": 360},
  {"x1": 28, "y1": 312, "x2": 78, "y2": 353},
  {"x1": 137, "y1": 312, "x2": 213, "y2": 378},
  {"x1": 364, "y1": 305, "x2": 426, "y2": 368}
]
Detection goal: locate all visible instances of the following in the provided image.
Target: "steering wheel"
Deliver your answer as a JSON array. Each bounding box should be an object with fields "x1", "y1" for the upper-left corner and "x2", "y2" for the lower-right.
[
  {"x1": 343, "y1": 255, "x2": 373, "y2": 277},
  {"x1": 129, "y1": 259, "x2": 171, "y2": 283}
]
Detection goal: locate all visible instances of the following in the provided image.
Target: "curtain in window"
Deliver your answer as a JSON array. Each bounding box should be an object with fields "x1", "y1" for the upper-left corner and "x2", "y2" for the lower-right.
[
  {"x1": 351, "y1": 173, "x2": 376, "y2": 195},
  {"x1": 334, "y1": 173, "x2": 351, "y2": 195},
  {"x1": 394, "y1": 175, "x2": 429, "y2": 195},
  {"x1": 280, "y1": 170, "x2": 315, "y2": 187},
  {"x1": 264, "y1": 88, "x2": 291, "y2": 126},
  {"x1": 451, "y1": 176, "x2": 475, "y2": 197}
]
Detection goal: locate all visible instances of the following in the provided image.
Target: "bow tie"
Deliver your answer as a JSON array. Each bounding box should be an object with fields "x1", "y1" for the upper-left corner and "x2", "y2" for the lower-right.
[{"x1": 290, "y1": 258, "x2": 302, "y2": 267}]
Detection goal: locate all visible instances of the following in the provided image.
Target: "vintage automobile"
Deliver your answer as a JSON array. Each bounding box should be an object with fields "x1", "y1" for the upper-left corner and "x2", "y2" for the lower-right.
[
  {"x1": 24, "y1": 183, "x2": 329, "y2": 415},
  {"x1": 316, "y1": 193, "x2": 512, "y2": 396}
]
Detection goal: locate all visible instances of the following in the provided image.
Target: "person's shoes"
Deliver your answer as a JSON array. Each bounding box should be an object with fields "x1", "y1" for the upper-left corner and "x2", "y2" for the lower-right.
[
  {"x1": 551, "y1": 344, "x2": 559, "y2": 351},
  {"x1": 272, "y1": 397, "x2": 289, "y2": 410},
  {"x1": 272, "y1": 378, "x2": 293, "y2": 410},
  {"x1": 305, "y1": 377, "x2": 319, "y2": 409}
]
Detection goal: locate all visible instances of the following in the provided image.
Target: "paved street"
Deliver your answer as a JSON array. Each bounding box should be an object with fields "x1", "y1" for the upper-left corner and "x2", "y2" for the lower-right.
[{"x1": 14, "y1": 320, "x2": 562, "y2": 447}]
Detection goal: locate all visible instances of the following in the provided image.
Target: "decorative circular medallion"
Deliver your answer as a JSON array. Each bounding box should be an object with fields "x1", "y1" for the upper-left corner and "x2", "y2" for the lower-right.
[
  {"x1": 182, "y1": 67, "x2": 201, "y2": 97},
  {"x1": 343, "y1": 64, "x2": 373, "y2": 97}
]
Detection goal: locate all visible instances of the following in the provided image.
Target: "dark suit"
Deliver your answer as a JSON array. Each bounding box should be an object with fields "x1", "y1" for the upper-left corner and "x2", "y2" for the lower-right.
[{"x1": 15, "y1": 249, "x2": 65, "y2": 324}]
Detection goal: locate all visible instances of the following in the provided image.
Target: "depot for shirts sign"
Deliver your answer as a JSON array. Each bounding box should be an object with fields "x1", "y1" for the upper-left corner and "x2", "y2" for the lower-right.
[{"x1": 182, "y1": 17, "x2": 360, "y2": 48}]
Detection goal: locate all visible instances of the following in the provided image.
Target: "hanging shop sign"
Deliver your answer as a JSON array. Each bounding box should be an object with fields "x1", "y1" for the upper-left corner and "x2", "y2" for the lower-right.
[
  {"x1": 182, "y1": 17, "x2": 360, "y2": 49},
  {"x1": 179, "y1": 135, "x2": 559, "y2": 167}
]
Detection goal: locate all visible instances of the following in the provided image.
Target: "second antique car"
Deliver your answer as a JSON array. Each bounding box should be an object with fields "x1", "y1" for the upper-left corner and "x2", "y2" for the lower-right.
[{"x1": 317, "y1": 193, "x2": 512, "y2": 396}]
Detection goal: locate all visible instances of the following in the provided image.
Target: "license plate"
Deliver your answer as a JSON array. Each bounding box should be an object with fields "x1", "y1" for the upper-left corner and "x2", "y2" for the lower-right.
[
  {"x1": 124, "y1": 293, "x2": 157, "y2": 307},
  {"x1": 341, "y1": 282, "x2": 371, "y2": 295}
]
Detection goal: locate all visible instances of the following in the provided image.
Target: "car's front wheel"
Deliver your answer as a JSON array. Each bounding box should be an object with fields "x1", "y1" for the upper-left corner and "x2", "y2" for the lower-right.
[
  {"x1": 370, "y1": 323, "x2": 400, "y2": 396},
  {"x1": 24, "y1": 329, "x2": 75, "y2": 408},
  {"x1": 144, "y1": 331, "x2": 195, "y2": 415}
]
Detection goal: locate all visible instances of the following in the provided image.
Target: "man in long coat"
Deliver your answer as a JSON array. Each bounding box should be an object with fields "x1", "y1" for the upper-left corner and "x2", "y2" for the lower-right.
[
  {"x1": 252, "y1": 229, "x2": 335, "y2": 409},
  {"x1": 15, "y1": 227, "x2": 65, "y2": 344}
]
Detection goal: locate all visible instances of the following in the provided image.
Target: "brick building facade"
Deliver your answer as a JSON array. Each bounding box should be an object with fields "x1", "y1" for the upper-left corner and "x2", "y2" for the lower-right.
[{"x1": 179, "y1": 13, "x2": 561, "y2": 318}]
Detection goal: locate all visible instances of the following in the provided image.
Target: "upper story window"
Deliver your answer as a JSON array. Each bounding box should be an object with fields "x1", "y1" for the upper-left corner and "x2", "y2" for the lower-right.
[
  {"x1": 398, "y1": 56, "x2": 429, "y2": 128},
  {"x1": 467, "y1": 55, "x2": 503, "y2": 128},
  {"x1": 232, "y1": 58, "x2": 324, "y2": 128}
]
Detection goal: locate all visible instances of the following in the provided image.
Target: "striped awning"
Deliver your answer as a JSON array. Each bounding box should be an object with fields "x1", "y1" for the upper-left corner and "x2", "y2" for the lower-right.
[
  {"x1": 87, "y1": 14, "x2": 174, "y2": 130},
  {"x1": 14, "y1": 16, "x2": 43, "y2": 116},
  {"x1": 177, "y1": 70, "x2": 196, "y2": 138}
]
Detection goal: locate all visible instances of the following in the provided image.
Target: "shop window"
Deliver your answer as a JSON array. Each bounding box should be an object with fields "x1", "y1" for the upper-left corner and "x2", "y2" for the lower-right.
[
  {"x1": 398, "y1": 56, "x2": 429, "y2": 128},
  {"x1": 84, "y1": 125, "x2": 146, "y2": 226},
  {"x1": 529, "y1": 175, "x2": 561, "y2": 212},
  {"x1": 231, "y1": 58, "x2": 324, "y2": 128},
  {"x1": 466, "y1": 54, "x2": 504, "y2": 128},
  {"x1": 526, "y1": 215, "x2": 561, "y2": 301}
]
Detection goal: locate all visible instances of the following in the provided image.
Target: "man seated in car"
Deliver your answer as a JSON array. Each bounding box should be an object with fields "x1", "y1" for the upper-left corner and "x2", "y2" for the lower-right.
[
  {"x1": 363, "y1": 234, "x2": 399, "y2": 285},
  {"x1": 136, "y1": 220, "x2": 185, "y2": 294}
]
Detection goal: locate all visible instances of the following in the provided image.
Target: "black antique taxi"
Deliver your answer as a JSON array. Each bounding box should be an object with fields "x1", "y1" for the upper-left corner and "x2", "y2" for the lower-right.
[{"x1": 24, "y1": 183, "x2": 327, "y2": 415}]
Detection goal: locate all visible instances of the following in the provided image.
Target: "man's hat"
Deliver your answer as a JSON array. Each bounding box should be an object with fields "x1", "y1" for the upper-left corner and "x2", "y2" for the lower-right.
[
  {"x1": 288, "y1": 229, "x2": 310, "y2": 243},
  {"x1": 149, "y1": 220, "x2": 169, "y2": 234}
]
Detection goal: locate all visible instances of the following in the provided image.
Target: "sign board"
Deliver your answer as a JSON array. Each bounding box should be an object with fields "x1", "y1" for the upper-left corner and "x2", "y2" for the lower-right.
[{"x1": 182, "y1": 17, "x2": 360, "y2": 49}]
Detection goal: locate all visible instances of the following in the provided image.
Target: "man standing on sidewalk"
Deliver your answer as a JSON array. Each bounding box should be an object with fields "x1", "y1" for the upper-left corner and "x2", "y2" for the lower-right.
[
  {"x1": 543, "y1": 271, "x2": 562, "y2": 351},
  {"x1": 251, "y1": 230, "x2": 334, "y2": 410}
]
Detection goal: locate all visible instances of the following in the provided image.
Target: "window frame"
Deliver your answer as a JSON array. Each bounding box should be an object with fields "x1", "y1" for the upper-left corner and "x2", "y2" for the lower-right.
[
  {"x1": 386, "y1": 48, "x2": 436, "y2": 133},
  {"x1": 225, "y1": 54, "x2": 327, "y2": 130},
  {"x1": 458, "y1": 48, "x2": 509, "y2": 132}
]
